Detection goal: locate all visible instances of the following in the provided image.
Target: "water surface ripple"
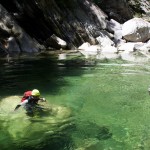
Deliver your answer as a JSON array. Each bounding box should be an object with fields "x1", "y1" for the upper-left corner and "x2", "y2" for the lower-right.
[{"x1": 0, "y1": 58, "x2": 150, "y2": 150}]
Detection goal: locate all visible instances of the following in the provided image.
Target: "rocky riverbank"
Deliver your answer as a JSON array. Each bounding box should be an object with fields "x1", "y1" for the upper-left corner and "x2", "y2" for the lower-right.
[{"x1": 0, "y1": 0, "x2": 150, "y2": 62}]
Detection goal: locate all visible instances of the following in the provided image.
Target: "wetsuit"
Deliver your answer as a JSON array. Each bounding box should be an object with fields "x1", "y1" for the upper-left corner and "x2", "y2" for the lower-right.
[
  {"x1": 20, "y1": 96, "x2": 40, "y2": 113},
  {"x1": 14, "y1": 95, "x2": 45, "y2": 113}
]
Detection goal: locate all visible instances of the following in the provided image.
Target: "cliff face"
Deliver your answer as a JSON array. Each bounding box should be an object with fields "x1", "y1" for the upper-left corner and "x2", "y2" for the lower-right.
[
  {"x1": 96, "y1": 0, "x2": 133, "y2": 22},
  {"x1": 0, "y1": 0, "x2": 149, "y2": 57},
  {"x1": 0, "y1": 0, "x2": 108, "y2": 50}
]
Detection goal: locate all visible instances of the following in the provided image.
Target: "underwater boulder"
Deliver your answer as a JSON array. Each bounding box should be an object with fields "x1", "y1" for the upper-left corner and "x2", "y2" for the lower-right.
[{"x1": 0, "y1": 96, "x2": 74, "y2": 149}]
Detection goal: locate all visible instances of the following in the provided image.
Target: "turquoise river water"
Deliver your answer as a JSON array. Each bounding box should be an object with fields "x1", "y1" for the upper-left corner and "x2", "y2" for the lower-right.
[{"x1": 0, "y1": 56, "x2": 150, "y2": 150}]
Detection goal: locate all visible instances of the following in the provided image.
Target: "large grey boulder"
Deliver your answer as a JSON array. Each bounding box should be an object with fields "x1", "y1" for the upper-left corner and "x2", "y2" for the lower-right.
[{"x1": 122, "y1": 18, "x2": 150, "y2": 42}]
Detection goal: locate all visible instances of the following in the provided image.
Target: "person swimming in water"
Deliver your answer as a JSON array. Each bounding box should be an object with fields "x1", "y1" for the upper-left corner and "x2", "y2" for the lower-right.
[{"x1": 14, "y1": 89, "x2": 46, "y2": 114}]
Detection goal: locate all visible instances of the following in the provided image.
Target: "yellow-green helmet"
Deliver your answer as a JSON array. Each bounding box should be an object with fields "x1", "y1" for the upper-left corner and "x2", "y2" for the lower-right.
[{"x1": 31, "y1": 89, "x2": 40, "y2": 96}]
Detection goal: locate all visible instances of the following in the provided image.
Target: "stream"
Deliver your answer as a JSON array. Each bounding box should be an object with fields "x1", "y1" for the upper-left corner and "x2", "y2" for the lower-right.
[{"x1": 0, "y1": 55, "x2": 150, "y2": 150}]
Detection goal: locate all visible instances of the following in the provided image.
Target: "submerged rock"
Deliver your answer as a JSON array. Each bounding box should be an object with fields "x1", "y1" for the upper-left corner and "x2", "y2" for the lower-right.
[{"x1": 0, "y1": 96, "x2": 74, "y2": 149}]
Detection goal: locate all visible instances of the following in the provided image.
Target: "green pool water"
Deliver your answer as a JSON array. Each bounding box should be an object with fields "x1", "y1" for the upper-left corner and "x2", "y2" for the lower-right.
[{"x1": 1, "y1": 56, "x2": 150, "y2": 150}]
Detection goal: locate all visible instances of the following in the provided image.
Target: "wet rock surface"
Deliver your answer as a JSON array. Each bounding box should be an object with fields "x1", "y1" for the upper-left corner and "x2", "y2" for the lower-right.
[{"x1": 0, "y1": 96, "x2": 75, "y2": 149}]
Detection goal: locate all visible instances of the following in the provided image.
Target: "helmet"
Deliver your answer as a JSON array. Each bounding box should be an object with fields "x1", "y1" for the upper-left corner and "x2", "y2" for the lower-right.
[{"x1": 31, "y1": 89, "x2": 40, "y2": 96}]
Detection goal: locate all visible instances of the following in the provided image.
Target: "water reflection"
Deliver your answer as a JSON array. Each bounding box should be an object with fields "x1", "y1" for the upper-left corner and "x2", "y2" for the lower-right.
[{"x1": 0, "y1": 55, "x2": 88, "y2": 97}]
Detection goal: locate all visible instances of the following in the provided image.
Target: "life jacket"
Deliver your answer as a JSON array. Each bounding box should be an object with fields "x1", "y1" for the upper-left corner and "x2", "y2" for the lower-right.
[{"x1": 21, "y1": 91, "x2": 32, "y2": 102}]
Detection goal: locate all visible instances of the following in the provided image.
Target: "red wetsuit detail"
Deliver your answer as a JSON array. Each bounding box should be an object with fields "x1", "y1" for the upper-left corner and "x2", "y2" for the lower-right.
[{"x1": 21, "y1": 91, "x2": 32, "y2": 102}]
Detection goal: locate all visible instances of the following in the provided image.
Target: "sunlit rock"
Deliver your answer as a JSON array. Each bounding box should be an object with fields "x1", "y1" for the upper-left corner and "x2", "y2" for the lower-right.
[
  {"x1": 134, "y1": 40, "x2": 150, "y2": 53},
  {"x1": 120, "y1": 50, "x2": 149, "y2": 62},
  {"x1": 118, "y1": 42, "x2": 143, "y2": 52},
  {"x1": 100, "y1": 46, "x2": 119, "y2": 59},
  {"x1": 78, "y1": 42, "x2": 91, "y2": 50},
  {"x1": 106, "y1": 19, "x2": 122, "y2": 33},
  {"x1": 117, "y1": 42, "x2": 150, "y2": 61},
  {"x1": 114, "y1": 29, "x2": 123, "y2": 43},
  {"x1": 122, "y1": 18, "x2": 150, "y2": 42},
  {"x1": 96, "y1": 33, "x2": 115, "y2": 47},
  {"x1": 45, "y1": 34, "x2": 67, "y2": 49}
]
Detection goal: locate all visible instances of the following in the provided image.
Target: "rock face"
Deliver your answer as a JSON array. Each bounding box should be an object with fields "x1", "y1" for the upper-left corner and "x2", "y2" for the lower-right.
[
  {"x1": 0, "y1": 4, "x2": 40, "y2": 56},
  {"x1": 0, "y1": 0, "x2": 149, "y2": 59},
  {"x1": 0, "y1": 0, "x2": 108, "y2": 53},
  {"x1": 128, "y1": 0, "x2": 150, "y2": 14},
  {"x1": 0, "y1": 0, "x2": 131, "y2": 56},
  {"x1": 78, "y1": 17, "x2": 150, "y2": 62},
  {"x1": 97, "y1": 0, "x2": 133, "y2": 23},
  {"x1": 122, "y1": 18, "x2": 150, "y2": 42}
]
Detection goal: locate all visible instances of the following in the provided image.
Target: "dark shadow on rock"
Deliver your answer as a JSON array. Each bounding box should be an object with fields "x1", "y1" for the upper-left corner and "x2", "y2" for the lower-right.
[{"x1": 96, "y1": 126, "x2": 112, "y2": 140}]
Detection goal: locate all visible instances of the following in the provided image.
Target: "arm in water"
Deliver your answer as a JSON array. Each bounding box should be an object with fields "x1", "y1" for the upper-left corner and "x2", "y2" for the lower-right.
[
  {"x1": 14, "y1": 100, "x2": 28, "y2": 111},
  {"x1": 39, "y1": 97, "x2": 46, "y2": 102}
]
